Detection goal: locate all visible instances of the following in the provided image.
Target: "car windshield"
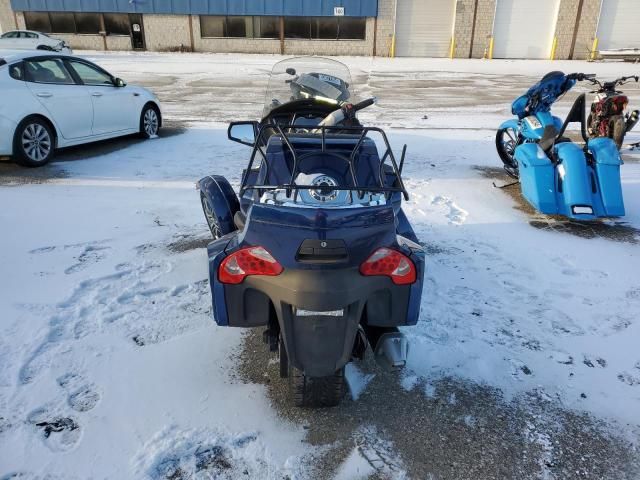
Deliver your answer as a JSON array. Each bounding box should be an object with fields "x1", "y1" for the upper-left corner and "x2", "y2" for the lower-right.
[{"x1": 263, "y1": 57, "x2": 354, "y2": 117}]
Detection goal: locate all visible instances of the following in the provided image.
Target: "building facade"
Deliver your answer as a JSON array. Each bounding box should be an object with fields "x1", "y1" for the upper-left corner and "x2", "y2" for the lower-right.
[{"x1": 0, "y1": 0, "x2": 638, "y2": 59}]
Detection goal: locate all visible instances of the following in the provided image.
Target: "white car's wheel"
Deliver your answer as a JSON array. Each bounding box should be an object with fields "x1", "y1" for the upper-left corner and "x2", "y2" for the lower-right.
[
  {"x1": 139, "y1": 104, "x2": 160, "y2": 138},
  {"x1": 13, "y1": 117, "x2": 55, "y2": 167}
]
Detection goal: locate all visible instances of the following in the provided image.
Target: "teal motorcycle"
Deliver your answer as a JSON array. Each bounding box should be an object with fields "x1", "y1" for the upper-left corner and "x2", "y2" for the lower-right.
[{"x1": 496, "y1": 71, "x2": 625, "y2": 219}]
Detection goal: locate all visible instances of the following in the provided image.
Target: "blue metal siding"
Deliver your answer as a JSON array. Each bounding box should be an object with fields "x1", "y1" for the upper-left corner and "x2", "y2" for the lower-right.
[{"x1": 10, "y1": 0, "x2": 378, "y2": 16}]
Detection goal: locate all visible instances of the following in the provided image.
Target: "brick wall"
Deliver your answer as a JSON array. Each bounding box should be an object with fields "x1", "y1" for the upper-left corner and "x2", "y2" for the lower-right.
[
  {"x1": 143, "y1": 14, "x2": 192, "y2": 51},
  {"x1": 553, "y1": 0, "x2": 580, "y2": 60},
  {"x1": 0, "y1": 0, "x2": 17, "y2": 33},
  {"x1": 453, "y1": 0, "x2": 475, "y2": 58},
  {"x1": 470, "y1": 0, "x2": 496, "y2": 59},
  {"x1": 573, "y1": 0, "x2": 601, "y2": 59},
  {"x1": 106, "y1": 35, "x2": 133, "y2": 51},
  {"x1": 50, "y1": 33, "x2": 105, "y2": 50},
  {"x1": 375, "y1": 0, "x2": 395, "y2": 57}
]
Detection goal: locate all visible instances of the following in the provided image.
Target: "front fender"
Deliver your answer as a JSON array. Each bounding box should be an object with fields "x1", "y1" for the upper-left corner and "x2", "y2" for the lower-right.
[
  {"x1": 197, "y1": 175, "x2": 240, "y2": 236},
  {"x1": 499, "y1": 119, "x2": 520, "y2": 131}
]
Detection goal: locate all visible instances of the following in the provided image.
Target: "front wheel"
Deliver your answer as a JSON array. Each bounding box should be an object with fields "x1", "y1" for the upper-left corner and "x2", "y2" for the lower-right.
[
  {"x1": 200, "y1": 193, "x2": 222, "y2": 239},
  {"x1": 139, "y1": 104, "x2": 160, "y2": 138},
  {"x1": 609, "y1": 116, "x2": 626, "y2": 150},
  {"x1": 13, "y1": 117, "x2": 55, "y2": 167},
  {"x1": 496, "y1": 127, "x2": 519, "y2": 178},
  {"x1": 290, "y1": 366, "x2": 346, "y2": 408}
]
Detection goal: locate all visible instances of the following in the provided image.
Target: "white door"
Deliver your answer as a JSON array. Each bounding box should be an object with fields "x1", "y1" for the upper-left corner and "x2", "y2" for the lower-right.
[
  {"x1": 395, "y1": 0, "x2": 456, "y2": 57},
  {"x1": 24, "y1": 57, "x2": 94, "y2": 139},
  {"x1": 492, "y1": 0, "x2": 560, "y2": 59},
  {"x1": 597, "y1": 0, "x2": 640, "y2": 50},
  {"x1": 66, "y1": 59, "x2": 138, "y2": 135}
]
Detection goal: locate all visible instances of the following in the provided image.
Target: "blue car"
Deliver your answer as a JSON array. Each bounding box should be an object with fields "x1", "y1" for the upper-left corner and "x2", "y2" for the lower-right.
[
  {"x1": 197, "y1": 58, "x2": 425, "y2": 407},
  {"x1": 496, "y1": 71, "x2": 625, "y2": 220}
]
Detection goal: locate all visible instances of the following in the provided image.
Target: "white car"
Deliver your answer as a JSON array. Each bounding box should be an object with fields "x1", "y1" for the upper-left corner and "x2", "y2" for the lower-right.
[
  {"x1": 0, "y1": 51, "x2": 162, "y2": 166},
  {"x1": 0, "y1": 30, "x2": 73, "y2": 54}
]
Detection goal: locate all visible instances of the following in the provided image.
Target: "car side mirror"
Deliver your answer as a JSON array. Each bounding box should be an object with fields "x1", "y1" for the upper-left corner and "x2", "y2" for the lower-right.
[
  {"x1": 228, "y1": 121, "x2": 258, "y2": 146},
  {"x1": 114, "y1": 77, "x2": 126, "y2": 87}
]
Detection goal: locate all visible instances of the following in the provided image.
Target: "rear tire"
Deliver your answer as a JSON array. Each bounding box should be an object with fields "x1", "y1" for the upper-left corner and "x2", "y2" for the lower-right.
[
  {"x1": 291, "y1": 366, "x2": 346, "y2": 408},
  {"x1": 279, "y1": 338, "x2": 289, "y2": 378},
  {"x1": 496, "y1": 127, "x2": 519, "y2": 178},
  {"x1": 13, "y1": 117, "x2": 55, "y2": 167},
  {"x1": 610, "y1": 116, "x2": 626, "y2": 150}
]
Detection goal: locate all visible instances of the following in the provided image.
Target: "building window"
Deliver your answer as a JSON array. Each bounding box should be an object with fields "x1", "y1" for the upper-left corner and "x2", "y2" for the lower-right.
[
  {"x1": 254, "y1": 17, "x2": 279, "y2": 39},
  {"x1": 24, "y1": 12, "x2": 52, "y2": 33},
  {"x1": 24, "y1": 12, "x2": 103, "y2": 35},
  {"x1": 74, "y1": 13, "x2": 101, "y2": 34},
  {"x1": 199, "y1": 16, "x2": 279, "y2": 39},
  {"x1": 284, "y1": 17, "x2": 366, "y2": 40},
  {"x1": 49, "y1": 13, "x2": 76, "y2": 34},
  {"x1": 103, "y1": 14, "x2": 130, "y2": 36},
  {"x1": 200, "y1": 16, "x2": 225, "y2": 37}
]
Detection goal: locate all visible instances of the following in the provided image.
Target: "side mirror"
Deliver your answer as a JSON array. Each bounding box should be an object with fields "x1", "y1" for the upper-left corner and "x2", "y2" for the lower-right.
[
  {"x1": 114, "y1": 77, "x2": 126, "y2": 87},
  {"x1": 286, "y1": 67, "x2": 296, "y2": 76},
  {"x1": 228, "y1": 121, "x2": 258, "y2": 146}
]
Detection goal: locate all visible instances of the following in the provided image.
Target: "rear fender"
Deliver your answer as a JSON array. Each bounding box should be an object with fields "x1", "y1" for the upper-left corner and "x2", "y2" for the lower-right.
[
  {"x1": 396, "y1": 208, "x2": 419, "y2": 244},
  {"x1": 197, "y1": 175, "x2": 240, "y2": 236},
  {"x1": 207, "y1": 235, "x2": 235, "y2": 326}
]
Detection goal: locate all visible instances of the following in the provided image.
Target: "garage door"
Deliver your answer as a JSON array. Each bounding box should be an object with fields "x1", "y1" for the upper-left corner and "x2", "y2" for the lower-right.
[
  {"x1": 597, "y1": 0, "x2": 640, "y2": 50},
  {"x1": 492, "y1": 0, "x2": 560, "y2": 59},
  {"x1": 395, "y1": 0, "x2": 456, "y2": 57}
]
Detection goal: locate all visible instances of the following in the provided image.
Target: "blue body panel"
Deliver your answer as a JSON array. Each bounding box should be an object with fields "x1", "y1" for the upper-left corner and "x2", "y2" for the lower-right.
[
  {"x1": 589, "y1": 137, "x2": 625, "y2": 217},
  {"x1": 515, "y1": 143, "x2": 557, "y2": 214},
  {"x1": 11, "y1": 0, "x2": 378, "y2": 16},
  {"x1": 554, "y1": 143, "x2": 595, "y2": 218}
]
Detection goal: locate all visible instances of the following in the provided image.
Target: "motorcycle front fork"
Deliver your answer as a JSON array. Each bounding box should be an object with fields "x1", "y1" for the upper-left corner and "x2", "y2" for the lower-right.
[{"x1": 626, "y1": 110, "x2": 639, "y2": 133}]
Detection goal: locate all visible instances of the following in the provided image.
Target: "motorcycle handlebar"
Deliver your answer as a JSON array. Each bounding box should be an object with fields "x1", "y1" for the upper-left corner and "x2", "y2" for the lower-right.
[
  {"x1": 566, "y1": 73, "x2": 596, "y2": 81},
  {"x1": 352, "y1": 98, "x2": 376, "y2": 111}
]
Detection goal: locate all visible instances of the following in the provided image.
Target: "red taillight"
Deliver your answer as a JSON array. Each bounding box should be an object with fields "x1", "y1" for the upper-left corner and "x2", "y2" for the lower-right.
[
  {"x1": 219, "y1": 246, "x2": 283, "y2": 284},
  {"x1": 359, "y1": 248, "x2": 416, "y2": 285}
]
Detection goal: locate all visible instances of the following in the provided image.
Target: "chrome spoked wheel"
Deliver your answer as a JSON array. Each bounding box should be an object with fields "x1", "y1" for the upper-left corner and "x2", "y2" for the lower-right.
[
  {"x1": 21, "y1": 123, "x2": 52, "y2": 164},
  {"x1": 143, "y1": 108, "x2": 159, "y2": 137},
  {"x1": 496, "y1": 127, "x2": 520, "y2": 178},
  {"x1": 201, "y1": 194, "x2": 222, "y2": 239}
]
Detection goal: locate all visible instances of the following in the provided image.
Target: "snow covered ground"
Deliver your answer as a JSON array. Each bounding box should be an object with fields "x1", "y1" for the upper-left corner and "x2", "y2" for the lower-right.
[{"x1": 1, "y1": 52, "x2": 639, "y2": 479}]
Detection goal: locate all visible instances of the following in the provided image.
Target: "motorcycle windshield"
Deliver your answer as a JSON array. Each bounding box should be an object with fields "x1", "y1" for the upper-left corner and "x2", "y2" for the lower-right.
[{"x1": 262, "y1": 57, "x2": 354, "y2": 118}]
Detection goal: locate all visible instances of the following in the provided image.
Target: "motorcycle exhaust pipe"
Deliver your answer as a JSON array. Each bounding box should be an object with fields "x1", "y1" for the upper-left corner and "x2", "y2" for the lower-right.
[
  {"x1": 626, "y1": 110, "x2": 639, "y2": 133},
  {"x1": 363, "y1": 325, "x2": 409, "y2": 370}
]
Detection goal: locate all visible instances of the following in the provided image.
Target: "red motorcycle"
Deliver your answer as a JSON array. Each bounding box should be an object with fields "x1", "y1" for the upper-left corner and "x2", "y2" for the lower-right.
[{"x1": 586, "y1": 75, "x2": 639, "y2": 149}]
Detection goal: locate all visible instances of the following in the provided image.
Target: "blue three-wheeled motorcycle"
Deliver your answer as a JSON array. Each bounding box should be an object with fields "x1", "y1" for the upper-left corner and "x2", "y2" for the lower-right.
[{"x1": 197, "y1": 58, "x2": 425, "y2": 407}]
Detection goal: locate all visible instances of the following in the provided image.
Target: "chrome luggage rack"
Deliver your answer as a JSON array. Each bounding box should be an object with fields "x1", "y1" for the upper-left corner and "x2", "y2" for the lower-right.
[{"x1": 238, "y1": 124, "x2": 409, "y2": 201}]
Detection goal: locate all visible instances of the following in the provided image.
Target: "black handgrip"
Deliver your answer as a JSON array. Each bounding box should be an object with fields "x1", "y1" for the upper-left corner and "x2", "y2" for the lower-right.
[
  {"x1": 352, "y1": 98, "x2": 375, "y2": 111},
  {"x1": 567, "y1": 73, "x2": 595, "y2": 81}
]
